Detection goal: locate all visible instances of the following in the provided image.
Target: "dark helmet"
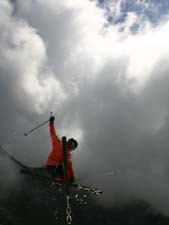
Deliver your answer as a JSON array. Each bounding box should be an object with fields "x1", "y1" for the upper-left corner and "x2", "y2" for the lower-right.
[{"x1": 68, "y1": 138, "x2": 78, "y2": 150}]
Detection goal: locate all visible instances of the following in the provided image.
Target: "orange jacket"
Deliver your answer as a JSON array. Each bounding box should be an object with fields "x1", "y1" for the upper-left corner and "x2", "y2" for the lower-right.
[{"x1": 47, "y1": 123, "x2": 74, "y2": 179}]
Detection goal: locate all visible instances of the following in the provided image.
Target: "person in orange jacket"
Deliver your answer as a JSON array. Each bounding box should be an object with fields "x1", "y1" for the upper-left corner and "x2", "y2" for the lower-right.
[{"x1": 47, "y1": 116, "x2": 78, "y2": 184}]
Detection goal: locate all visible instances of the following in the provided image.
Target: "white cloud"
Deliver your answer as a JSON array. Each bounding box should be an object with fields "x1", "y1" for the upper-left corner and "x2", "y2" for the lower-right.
[
  {"x1": 125, "y1": 20, "x2": 169, "y2": 90},
  {"x1": 0, "y1": 0, "x2": 67, "y2": 114}
]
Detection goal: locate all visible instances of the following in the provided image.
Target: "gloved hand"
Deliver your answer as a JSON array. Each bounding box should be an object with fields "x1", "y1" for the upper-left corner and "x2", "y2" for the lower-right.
[
  {"x1": 69, "y1": 177, "x2": 75, "y2": 184},
  {"x1": 49, "y1": 116, "x2": 55, "y2": 124}
]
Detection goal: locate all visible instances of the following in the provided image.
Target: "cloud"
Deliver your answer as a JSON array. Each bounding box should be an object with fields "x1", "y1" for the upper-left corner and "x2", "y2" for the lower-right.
[
  {"x1": 1, "y1": 0, "x2": 169, "y2": 215},
  {"x1": 0, "y1": 0, "x2": 67, "y2": 164}
]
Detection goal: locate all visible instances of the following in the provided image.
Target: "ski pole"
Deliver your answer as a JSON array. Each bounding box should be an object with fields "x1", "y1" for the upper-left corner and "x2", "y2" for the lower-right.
[
  {"x1": 84, "y1": 170, "x2": 120, "y2": 182},
  {"x1": 24, "y1": 112, "x2": 53, "y2": 136},
  {"x1": 24, "y1": 119, "x2": 49, "y2": 136}
]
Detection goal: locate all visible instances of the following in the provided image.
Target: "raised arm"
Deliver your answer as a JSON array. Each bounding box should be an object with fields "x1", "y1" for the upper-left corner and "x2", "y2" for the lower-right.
[{"x1": 49, "y1": 116, "x2": 61, "y2": 147}]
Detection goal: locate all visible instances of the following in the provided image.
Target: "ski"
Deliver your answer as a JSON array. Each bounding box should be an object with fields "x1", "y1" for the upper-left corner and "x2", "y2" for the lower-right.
[
  {"x1": 62, "y1": 136, "x2": 72, "y2": 224},
  {"x1": 72, "y1": 183, "x2": 103, "y2": 195},
  {"x1": 20, "y1": 168, "x2": 103, "y2": 196},
  {"x1": 51, "y1": 182, "x2": 103, "y2": 196}
]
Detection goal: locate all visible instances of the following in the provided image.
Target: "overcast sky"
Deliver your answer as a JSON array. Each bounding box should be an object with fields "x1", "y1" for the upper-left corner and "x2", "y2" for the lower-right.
[{"x1": 1, "y1": 0, "x2": 169, "y2": 214}]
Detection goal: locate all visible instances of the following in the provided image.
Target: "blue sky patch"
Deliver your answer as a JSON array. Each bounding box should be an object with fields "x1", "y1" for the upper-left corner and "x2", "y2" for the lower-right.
[{"x1": 97, "y1": 0, "x2": 169, "y2": 33}]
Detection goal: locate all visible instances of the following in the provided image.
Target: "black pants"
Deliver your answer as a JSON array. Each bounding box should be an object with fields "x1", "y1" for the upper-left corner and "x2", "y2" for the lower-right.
[{"x1": 47, "y1": 165, "x2": 64, "y2": 179}]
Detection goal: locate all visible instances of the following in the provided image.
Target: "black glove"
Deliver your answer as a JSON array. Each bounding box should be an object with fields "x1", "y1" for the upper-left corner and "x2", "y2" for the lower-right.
[
  {"x1": 49, "y1": 116, "x2": 55, "y2": 124},
  {"x1": 69, "y1": 177, "x2": 75, "y2": 184}
]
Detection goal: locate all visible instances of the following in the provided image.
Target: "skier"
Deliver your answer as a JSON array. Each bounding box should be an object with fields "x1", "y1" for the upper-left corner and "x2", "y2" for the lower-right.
[{"x1": 47, "y1": 116, "x2": 78, "y2": 184}]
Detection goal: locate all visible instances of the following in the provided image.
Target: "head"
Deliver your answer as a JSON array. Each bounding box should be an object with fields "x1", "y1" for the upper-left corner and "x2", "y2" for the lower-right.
[{"x1": 67, "y1": 138, "x2": 78, "y2": 151}]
